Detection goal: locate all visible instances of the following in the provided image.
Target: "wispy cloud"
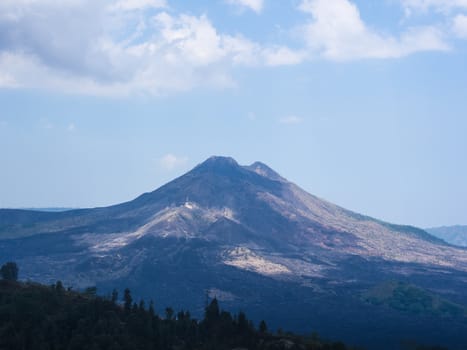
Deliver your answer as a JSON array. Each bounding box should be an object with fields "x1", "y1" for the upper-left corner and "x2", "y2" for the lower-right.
[
  {"x1": 247, "y1": 112, "x2": 257, "y2": 120},
  {"x1": 0, "y1": 71, "x2": 17, "y2": 88},
  {"x1": 159, "y1": 154, "x2": 189, "y2": 171},
  {"x1": 226, "y1": 0, "x2": 264, "y2": 13},
  {"x1": 111, "y1": 0, "x2": 167, "y2": 11},
  {"x1": 40, "y1": 118, "x2": 54, "y2": 130},
  {"x1": 453, "y1": 14, "x2": 467, "y2": 38},
  {"x1": 400, "y1": 0, "x2": 467, "y2": 15},
  {"x1": 279, "y1": 115, "x2": 303, "y2": 125},
  {"x1": 68, "y1": 123, "x2": 76, "y2": 132},
  {"x1": 262, "y1": 46, "x2": 307, "y2": 66}
]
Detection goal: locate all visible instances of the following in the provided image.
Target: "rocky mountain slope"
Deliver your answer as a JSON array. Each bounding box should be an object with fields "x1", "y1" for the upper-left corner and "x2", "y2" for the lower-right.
[{"x1": 1, "y1": 156, "x2": 466, "y2": 349}]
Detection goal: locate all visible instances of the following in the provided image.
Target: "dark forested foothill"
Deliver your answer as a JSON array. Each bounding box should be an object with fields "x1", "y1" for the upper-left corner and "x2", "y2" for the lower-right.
[
  {"x1": 0, "y1": 279, "x2": 360, "y2": 350},
  {"x1": 0, "y1": 261, "x2": 18, "y2": 281}
]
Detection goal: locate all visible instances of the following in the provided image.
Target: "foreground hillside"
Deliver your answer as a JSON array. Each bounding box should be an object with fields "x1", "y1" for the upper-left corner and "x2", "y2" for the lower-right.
[{"x1": 0, "y1": 279, "x2": 358, "y2": 350}]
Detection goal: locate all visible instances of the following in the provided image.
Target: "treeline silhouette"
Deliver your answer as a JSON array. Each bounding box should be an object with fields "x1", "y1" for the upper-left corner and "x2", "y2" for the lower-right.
[{"x1": 0, "y1": 279, "x2": 358, "y2": 350}]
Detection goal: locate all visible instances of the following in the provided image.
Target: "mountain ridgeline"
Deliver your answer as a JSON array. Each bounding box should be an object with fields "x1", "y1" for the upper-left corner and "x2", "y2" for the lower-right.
[
  {"x1": 0, "y1": 156, "x2": 466, "y2": 349},
  {"x1": 427, "y1": 225, "x2": 467, "y2": 247}
]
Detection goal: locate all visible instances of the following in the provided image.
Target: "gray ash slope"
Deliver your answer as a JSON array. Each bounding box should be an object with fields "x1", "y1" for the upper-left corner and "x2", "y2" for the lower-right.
[{"x1": 1, "y1": 156, "x2": 467, "y2": 349}]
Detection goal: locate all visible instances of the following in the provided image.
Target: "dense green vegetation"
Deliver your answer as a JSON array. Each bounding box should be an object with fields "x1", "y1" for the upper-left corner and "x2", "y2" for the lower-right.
[
  {"x1": 0, "y1": 279, "x2": 358, "y2": 350},
  {"x1": 363, "y1": 281, "x2": 466, "y2": 318},
  {"x1": 0, "y1": 263, "x2": 453, "y2": 350}
]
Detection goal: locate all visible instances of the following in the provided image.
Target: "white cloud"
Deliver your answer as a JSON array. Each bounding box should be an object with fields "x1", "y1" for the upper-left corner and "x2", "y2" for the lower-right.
[
  {"x1": 111, "y1": 0, "x2": 166, "y2": 11},
  {"x1": 0, "y1": 70, "x2": 17, "y2": 87},
  {"x1": 298, "y1": 0, "x2": 448, "y2": 60},
  {"x1": 68, "y1": 123, "x2": 76, "y2": 132},
  {"x1": 226, "y1": 0, "x2": 264, "y2": 13},
  {"x1": 159, "y1": 154, "x2": 189, "y2": 171},
  {"x1": 153, "y1": 13, "x2": 226, "y2": 66},
  {"x1": 0, "y1": 0, "x2": 458, "y2": 96},
  {"x1": 152, "y1": 13, "x2": 304, "y2": 67},
  {"x1": 0, "y1": 1, "x2": 113, "y2": 82},
  {"x1": 453, "y1": 14, "x2": 467, "y2": 38},
  {"x1": 400, "y1": 0, "x2": 467, "y2": 15},
  {"x1": 0, "y1": 2, "x2": 300, "y2": 96},
  {"x1": 279, "y1": 115, "x2": 303, "y2": 125},
  {"x1": 263, "y1": 47, "x2": 307, "y2": 66}
]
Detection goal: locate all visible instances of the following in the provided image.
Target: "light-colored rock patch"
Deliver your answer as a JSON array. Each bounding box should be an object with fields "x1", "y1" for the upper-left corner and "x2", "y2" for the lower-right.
[{"x1": 223, "y1": 247, "x2": 291, "y2": 276}]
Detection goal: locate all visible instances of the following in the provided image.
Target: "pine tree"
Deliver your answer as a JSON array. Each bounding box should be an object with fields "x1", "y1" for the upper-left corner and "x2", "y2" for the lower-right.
[
  {"x1": 165, "y1": 307, "x2": 174, "y2": 320},
  {"x1": 148, "y1": 300, "x2": 155, "y2": 318},
  {"x1": 111, "y1": 289, "x2": 118, "y2": 304},
  {"x1": 55, "y1": 280, "x2": 64, "y2": 294},
  {"x1": 259, "y1": 320, "x2": 268, "y2": 333},
  {"x1": 0, "y1": 262, "x2": 18, "y2": 281},
  {"x1": 205, "y1": 298, "x2": 220, "y2": 322},
  {"x1": 123, "y1": 288, "x2": 132, "y2": 312}
]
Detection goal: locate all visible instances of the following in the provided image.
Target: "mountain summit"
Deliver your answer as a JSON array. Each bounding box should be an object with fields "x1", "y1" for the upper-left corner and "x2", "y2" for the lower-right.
[
  {"x1": 1, "y1": 156, "x2": 466, "y2": 348},
  {"x1": 196, "y1": 155, "x2": 240, "y2": 168}
]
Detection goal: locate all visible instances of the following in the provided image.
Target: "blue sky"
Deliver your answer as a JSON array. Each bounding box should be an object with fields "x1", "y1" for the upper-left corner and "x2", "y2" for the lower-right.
[{"x1": 1, "y1": 0, "x2": 467, "y2": 228}]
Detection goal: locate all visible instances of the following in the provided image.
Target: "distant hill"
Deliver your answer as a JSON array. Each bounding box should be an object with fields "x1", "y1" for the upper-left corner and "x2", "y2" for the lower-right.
[
  {"x1": 1, "y1": 156, "x2": 466, "y2": 349},
  {"x1": 426, "y1": 226, "x2": 467, "y2": 247},
  {"x1": 20, "y1": 207, "x2": 77, "y2": 212}
]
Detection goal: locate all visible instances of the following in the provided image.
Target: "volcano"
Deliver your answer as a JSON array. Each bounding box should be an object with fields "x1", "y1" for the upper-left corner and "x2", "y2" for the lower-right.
[{"x1": 1, "y1": 156, "x2": 466, "y2": 349}]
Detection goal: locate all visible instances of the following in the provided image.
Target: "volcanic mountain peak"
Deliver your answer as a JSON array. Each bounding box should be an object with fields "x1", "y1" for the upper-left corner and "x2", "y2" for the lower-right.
[
  {"x1": 1, "y1": 156, "x2": 467, "y2": 273},
  {"x1": 245, "y1": 161, "x2": 285, "y2": 182},
  {"x1": 190, "y1": 156, "x2": 284, "y2": 184},
  {"x1": 111, "y1": 156, "x2": 467, "y2": 272},
  {"x1": 193, "y1": 156, "x2": 240, "y2": 172}
]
